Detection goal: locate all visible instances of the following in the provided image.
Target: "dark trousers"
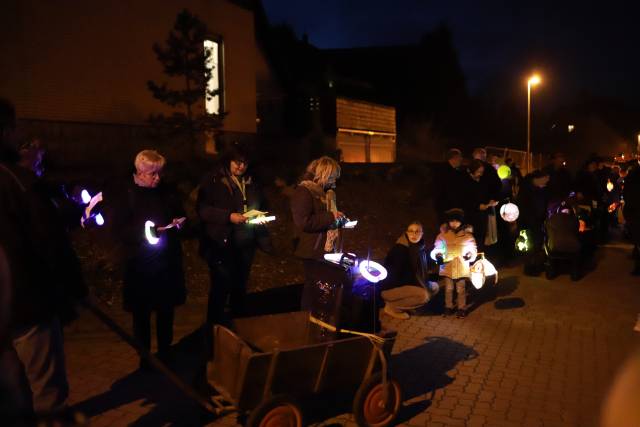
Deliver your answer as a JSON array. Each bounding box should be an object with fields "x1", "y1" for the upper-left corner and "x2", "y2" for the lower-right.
[
  {"x1": 132, "y1": 308, "x2": 175, "y2": 355},
  {"x1": 207, "y1": 245, "x2": 255, "y2": 324}
]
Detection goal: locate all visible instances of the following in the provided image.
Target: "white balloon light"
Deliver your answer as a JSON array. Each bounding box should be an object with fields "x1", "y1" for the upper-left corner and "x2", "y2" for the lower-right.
[{"x1": 500, "y1": 203, "x2": 520, "y2": 222}]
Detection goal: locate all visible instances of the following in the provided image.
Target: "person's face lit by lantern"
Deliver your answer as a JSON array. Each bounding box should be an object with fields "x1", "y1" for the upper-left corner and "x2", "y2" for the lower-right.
[
  {"x1": 450, "y1": 154, "x2": 462, "y2": 169},
  {"x1": 533, "y1": 175, "x2": 550, "y2": 188},
  {"x1": 135, "y1": 164, "x2": 162, "y2": 188},
  {"x1": 406, "y1": 223, "x2": 423, "y2": 244},
  {"x1": 471, "y1": 165, "x2": 485, "y2": 181},
  {"x1": 448, "y1": 219, "x2": 461, "y2": 230},
  {"x1": 230, "y1": 158, "x2": 247, "y2": 177}
]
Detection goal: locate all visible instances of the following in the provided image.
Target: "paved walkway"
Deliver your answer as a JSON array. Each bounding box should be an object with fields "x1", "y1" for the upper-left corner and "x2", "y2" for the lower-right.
[{"x1": 64, "y1": 243, "x2": 640, "y2": 426}]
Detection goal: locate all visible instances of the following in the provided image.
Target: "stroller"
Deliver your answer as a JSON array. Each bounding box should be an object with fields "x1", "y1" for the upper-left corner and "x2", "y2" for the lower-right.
[{"x1": 543, "y1": 201, "x2": 582, "y2": 281}]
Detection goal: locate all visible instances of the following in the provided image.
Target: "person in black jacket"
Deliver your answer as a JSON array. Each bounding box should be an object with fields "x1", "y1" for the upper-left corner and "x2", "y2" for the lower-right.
[
  {"x1": 0, "y1": 98, "x2": 86, "y2": 416},
  {"x1": 517, "y1": 170, "x2": 550, "y2": 275},
  {"x1": 433, "y1": 148, "x2": 465, "y2": 221},
  {"x1": 624, "y1": 156, "x2": 640, "y2": 275},
  {"x1": 543, "y1": 153, "x2": 573, "y2": 205},
  {"x1": 197, "y1": 144, "x2": 272, "y2": 324},
  {"x1": 463, "y1": 159, "x2": 499, "y2": 252},
  {"x1": 380, "y1": 221, "x2": 438, "y2": 320},
  {"x1": 109, "y1": 150, "x2": 186, "y2": 368}
]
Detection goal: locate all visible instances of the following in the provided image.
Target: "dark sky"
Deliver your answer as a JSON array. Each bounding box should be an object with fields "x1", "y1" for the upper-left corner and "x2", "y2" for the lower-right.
[{"x1": 262, "y1": 0, "x2": 640, "y2": 103}]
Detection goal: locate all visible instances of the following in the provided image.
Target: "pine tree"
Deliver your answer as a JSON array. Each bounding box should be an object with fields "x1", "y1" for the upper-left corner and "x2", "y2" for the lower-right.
[{"x1": 148, "y1": 9, "x2": 224, "y2": 146}]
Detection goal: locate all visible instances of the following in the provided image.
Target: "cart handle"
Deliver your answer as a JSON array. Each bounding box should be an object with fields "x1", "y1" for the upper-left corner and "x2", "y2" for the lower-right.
[{"x1": 308, "y1": 315, "x2": 386, "y2": 345}]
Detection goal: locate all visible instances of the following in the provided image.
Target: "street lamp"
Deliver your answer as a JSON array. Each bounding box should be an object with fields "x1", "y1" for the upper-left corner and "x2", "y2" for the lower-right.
[{"x1": 527, "y1": 74, "x2": 542, "y2": 174}]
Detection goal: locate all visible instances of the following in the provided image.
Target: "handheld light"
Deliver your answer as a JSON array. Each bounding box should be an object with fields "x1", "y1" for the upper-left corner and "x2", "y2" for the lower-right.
[
  {"x1": 358, "y1": 260, "x2": 388, "y2": 283},
  {"x1": 145, "y1": 221, "x2": 160, "y2": 245}
]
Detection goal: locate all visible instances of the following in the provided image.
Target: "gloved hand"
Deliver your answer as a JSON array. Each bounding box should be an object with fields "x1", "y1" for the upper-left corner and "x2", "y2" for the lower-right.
[
  {"x1": 463, "y1": 252, "x2": 473, "y2": 261},
  {"x1": 435, "y1": 253, "x2": 444, "y2": 266}
]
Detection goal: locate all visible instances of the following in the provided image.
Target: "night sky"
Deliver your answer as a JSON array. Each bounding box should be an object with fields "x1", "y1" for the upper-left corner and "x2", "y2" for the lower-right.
[{"x1": 263, "y1": 0, "x2": 640, "y2": 103}]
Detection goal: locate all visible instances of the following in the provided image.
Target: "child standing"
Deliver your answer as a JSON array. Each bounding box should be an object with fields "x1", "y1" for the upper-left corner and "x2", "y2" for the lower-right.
[{"x1": 431, "y1": 209, "x2": 477, "y2": 318}]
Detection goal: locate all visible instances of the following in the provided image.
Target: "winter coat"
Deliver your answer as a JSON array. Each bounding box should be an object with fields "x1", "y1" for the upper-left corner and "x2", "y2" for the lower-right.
[
  {"x1": 543, "y1": 165, "x2": 573, "y2": 204},
  {"x1": 624, "y1": 163, "x2": 640, "y2": 241},
  {"x1": 480, "y1": 161, "x2": 502, "y2": 201},
  {"x1": 0, "y1": 162, "x2": 86, "y2": 329},
  {"x1": 517, "y1": 177, "x2": 548, "y2": 242},
  {"x1": 381, "y1": 234, "x2": 430, "y2": 291},
  {"x1": 290, "y1": 181, "x2": 338, "y2": 260},
  {"x1": 462, "y1": 173, "x2": 491, "y2": 246},
  {"x1": 575, "y1": 170, "x2": 601, "y2": 205},
  {"x1": 109, "y1": 182, "x2": 186, "y2": 312},
  {"x1": 197, "y1": 167, "x2": 271, "y2": 263},
  {"x1": 545, "y1": 212, "x2": 580, "y2": 254},
  {"x1": 433, "y1": 162, "x2": 466, "y2": 217},
  {"x1": 431, "y1": 224, "x2": 477, "y2": 280}
]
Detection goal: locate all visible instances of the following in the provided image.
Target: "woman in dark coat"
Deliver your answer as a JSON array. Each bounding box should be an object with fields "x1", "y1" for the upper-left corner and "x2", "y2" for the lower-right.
[
  {"x1": 290, "y1": 156, "x2": 347, "y2": 309},
  {"x1": 463, "y1": 160, "x2": 498, "y2": 252},
  {"x1": 380, "y1": 221, "x2": 438, "y2": 320},
  {"x1": 111, "y1": 150, "x2": 186, "y2": 368},
  {"x1": 197, "y1": 144, "x2": 272, "y2": 324}
]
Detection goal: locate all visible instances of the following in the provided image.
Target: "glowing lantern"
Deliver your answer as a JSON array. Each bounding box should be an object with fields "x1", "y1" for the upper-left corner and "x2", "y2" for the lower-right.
[
  {"x1": 95, "y1": 213, "x2": 105, "y2": 226},
  {"x1": 499, "y1": 203, "x2": 520, "y2": 222},
  {"x1": 606, "y1": 179, "x2": 614, "y2": 192},
  {"x1": 247, "y1": 215, "x2": 276, "y2": 225},
  {"x1": 80, "y1": 189, "x2": 91, "y2": 204},
  {"x1": 497, "y1": 165, "x2": 512, "y2": 180},
  {"x1": 515, "y1": 230, "x2": 531, "y2": 252},
  {"x1": 430, "y1": 246, "x2": 446, "y2": 263},
  {"x1": 145, "y1": 220, "x2": 160, "y2": 245},
  {"x1": 470, "y1": 255, "x2": 498, "y2": 289},
  {"x1": 608, "y1": 202, "x2": 618, "y2": 213},
  {"x1": 358, "y1": 260, "x2": 388, "y2": 283},
  {"x1": 579, "y1": 220, "x2": 587, "y2": 233}
]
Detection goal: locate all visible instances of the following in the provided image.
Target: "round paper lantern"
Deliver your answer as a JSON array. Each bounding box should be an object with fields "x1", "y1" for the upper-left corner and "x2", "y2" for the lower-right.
[
  {"x1": 500, "y1": 203, "x2": 520, "y2": 222},
  {"x1": 497, "y1": 165, "x2": 512, "y2": 180}
]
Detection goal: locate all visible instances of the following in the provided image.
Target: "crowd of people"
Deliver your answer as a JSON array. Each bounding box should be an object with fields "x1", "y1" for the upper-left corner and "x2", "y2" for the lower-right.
[{"x1": 2, "y1": 92, "x2": 640, "y2": 421}]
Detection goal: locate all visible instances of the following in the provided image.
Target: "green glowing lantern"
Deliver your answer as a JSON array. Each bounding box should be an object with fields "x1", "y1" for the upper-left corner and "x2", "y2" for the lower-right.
[
  {"x1": 515, "y1": 229, "x2": 531, "y2": 253},
  {"x1": 497, "y1": 164, "x2": 512, "y2": 180}
]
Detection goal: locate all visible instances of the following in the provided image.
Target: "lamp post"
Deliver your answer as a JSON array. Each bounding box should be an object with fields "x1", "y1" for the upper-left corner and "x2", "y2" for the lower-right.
[{"x1": 527, "y1": 74, "x2": 541, "y2": 174}]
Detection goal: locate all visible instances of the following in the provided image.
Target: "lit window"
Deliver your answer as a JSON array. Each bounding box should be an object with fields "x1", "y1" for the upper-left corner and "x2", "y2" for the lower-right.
[{"x1": 204, "y1": 39, "x2": 223, "y2": 115}]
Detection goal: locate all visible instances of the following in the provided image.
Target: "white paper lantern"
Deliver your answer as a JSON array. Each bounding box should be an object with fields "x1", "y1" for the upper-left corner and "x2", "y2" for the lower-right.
[{"x1": 500, "y1": 203, "x2": 520, "y2": 222}]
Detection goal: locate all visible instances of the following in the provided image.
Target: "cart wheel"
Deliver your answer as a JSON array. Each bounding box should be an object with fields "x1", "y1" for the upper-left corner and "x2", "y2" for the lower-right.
[
  {"x1": 353, "y1": 372, "x2": 402, "y2": 427},
  {"x1": 245, "y1": 395, "x2": 304, "y2": 427}
]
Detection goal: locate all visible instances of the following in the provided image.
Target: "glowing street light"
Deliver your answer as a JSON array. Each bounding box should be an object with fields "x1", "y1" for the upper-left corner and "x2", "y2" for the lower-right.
[{"x1": 527, "y1": 74, "x2": 542, "y2": 174}]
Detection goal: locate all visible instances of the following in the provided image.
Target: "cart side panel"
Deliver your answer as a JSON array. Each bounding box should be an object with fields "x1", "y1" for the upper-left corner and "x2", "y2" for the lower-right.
[
  {"x1": 234, "y1": 311, "x2": 313, "y2": 351},
  {"x1": 236, "y1": 353, "x2": 273, "y2": 411},
  {"x1": 209, "y1": 325, "x2": 255, "y2": 403},
  {"x1": 270, "y1": 345, "x2": 326, "y2": 396},
  {"x1": 317, "y1": 337, "x2": 375, "y2": 392}
]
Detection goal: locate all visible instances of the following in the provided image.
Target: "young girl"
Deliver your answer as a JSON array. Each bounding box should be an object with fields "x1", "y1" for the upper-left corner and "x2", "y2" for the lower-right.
[{"x1": 431, "y1": 208, "x2": 477, "y2": 318}]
